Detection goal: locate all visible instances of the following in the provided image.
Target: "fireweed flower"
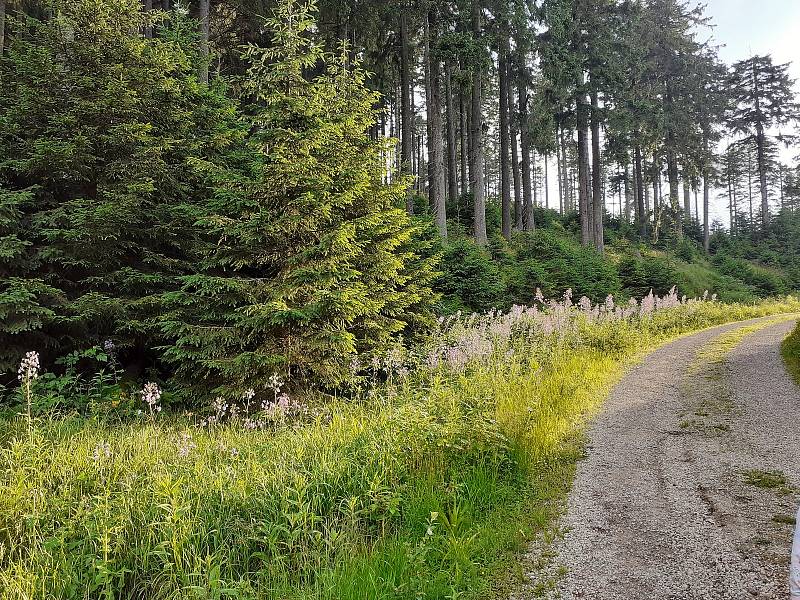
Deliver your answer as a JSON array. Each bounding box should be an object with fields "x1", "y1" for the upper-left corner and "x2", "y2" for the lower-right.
[
  {"x1": 17, "y1": 351, "x2": 40, "y2": 383},
  {"x1": 212, "y1": 396, "x2": 228, "y2": 420},
  {"x1": 141, "y1": 382, "x2": 162, "y2": 417},
  {"x1": 92, "y1": 441, "x2": 112, "y2": 464},
  {"x1": 268, "y1": 374, "x2": 283, "y2": 392},
  {"x1": 177, "y1": 432, "x2": 197, "y2": 458}
]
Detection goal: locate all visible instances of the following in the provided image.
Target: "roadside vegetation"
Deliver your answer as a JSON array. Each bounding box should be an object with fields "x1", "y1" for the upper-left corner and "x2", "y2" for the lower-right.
[
  {"x1": 781, "y1": 322, "x2": 800, "y2": 385},
  {"x1": 2, "y1": 293, "x2": 799, "y2": 599}
]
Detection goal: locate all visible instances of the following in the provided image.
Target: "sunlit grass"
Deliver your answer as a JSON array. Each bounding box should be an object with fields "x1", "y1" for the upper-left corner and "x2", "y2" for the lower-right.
[
  {"x1": 1, "y1": 297, "x2": 799, "y2": 599},
  {"x1": 782, "y1": 322, "x2": 800, "y2": 386}
]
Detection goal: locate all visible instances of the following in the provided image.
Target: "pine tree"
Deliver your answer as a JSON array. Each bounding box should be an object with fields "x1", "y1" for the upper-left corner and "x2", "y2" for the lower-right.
[{"x1": 160, "y1": 0, "x2": 438, "y2": 395}]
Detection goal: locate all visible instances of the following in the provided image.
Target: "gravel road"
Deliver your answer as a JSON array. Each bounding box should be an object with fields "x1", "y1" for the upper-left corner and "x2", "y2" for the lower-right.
[{"x1": 515, "y1": 318, "x2": 800, "y2": 600}]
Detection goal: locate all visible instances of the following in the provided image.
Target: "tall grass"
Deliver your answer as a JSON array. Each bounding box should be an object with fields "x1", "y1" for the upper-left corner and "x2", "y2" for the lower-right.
[
  {"x1": 782, "y1": 322, "x2": 800, "y2": 385},
  {"x1": 1, "y1": 293, "x2": 799, "y2": 599}
]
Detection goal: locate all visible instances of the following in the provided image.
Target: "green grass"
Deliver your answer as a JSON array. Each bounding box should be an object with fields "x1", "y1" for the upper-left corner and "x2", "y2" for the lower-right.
[
  {"x1": 742, "y1": 469, "x2": 795, "y2": 496},
  {"x1": 673, "y1": 258, "x2": 759, "y2": 304},
  {"x1": 1, "y1": 297, "x2": 800, "y2": 599},
  {"x1": 781, "y1": 322, "x2": 800, "y2": 385}
]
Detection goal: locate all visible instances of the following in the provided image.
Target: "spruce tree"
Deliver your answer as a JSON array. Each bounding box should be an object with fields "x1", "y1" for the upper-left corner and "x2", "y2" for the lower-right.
[
  {"x1": 160, "y1": 0, "x2": 438, "y2": 396},
  {"x1": 0, "y1": 0, "x2": 239, "y2": 375},
  {"x1": 728, "y1": 55, "x2": 800, "y2": 231}
]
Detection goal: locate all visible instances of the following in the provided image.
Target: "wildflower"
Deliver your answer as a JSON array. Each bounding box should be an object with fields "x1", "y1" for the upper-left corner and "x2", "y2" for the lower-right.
[
  {"x1": 349, "y1": 357, "x2": 361, "y2": 377},
  {"x1": 229, "y1": 447, "x2": 239, "y2": 458},
  {"x1": 92, "y1": 441, "x2": 112, "y2": 464},
  {"x1": 177, "y1": 432, "x2": 196, "y2": 458},
  {"x1": 17, "y1": 351, "x2": 40, "y2": 383},
  {"x1": 228, "y1": 403, "x2": 240, "y2": 419},
  {"x1": 268, "y1": 374, "x2": 283, "y2": 392},
  {"x1": 212, "y1": 396, "x2": 228, "y2": 420},
  {"x1": 18, "y1": 351, "x2": 40, "y2": 429},
  {"x1": 141, "y1": 382, "x2": 162, "y2": 416},
  {"x1": 241, "y1": 387, "x2": 256, "y2": 414},
  {"x1": 103, "y1": 339, "x2": 115, "y2": 352}
]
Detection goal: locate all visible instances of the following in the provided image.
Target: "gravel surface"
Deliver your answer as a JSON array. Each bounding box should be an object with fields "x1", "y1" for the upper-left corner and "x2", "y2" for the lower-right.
[{"x1": 514, "y1": 318, "x2": 800, "y2": 600}]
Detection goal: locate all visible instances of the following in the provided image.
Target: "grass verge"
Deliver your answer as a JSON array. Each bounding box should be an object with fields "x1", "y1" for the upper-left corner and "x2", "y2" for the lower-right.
[
  {"x1": 1, "y1": 297, "x2": 799, "y2": 599},
  {"x1": 781, "y1": 321, "x2": 800, "y2": 385}
]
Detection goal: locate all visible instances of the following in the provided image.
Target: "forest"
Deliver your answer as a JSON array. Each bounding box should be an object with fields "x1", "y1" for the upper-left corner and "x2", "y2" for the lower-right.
[{"x1": 0, "y1": 0, "x2": 799, "y2": 598}]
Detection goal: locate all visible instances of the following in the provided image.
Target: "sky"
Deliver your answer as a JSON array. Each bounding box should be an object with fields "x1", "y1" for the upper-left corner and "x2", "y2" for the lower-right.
[{"x1": 699, "y1": 0, "x2": 800, "y2": 224}]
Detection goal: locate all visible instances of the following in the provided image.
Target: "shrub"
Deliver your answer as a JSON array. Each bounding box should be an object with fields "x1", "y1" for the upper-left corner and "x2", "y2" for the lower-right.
[
  {"x1": 512, "y1": 230, "x2": 622, "y2": 302},
  {"x1": 436, "y1": 238, "x2": 505, "y2": 313}
]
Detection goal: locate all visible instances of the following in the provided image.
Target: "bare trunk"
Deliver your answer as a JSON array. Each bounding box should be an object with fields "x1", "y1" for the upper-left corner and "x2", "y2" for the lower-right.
[
  {"x1": 544, "y1": 152, "x2": 549, "y2": 211},
  {"x1": 498, "y1": 29, "x2": 512, "y2": 240},
  {"x1": 703, "y1": 170, "x2": 710, "y2": 252},
  {"x1": 634, "y1": 148, "x2": 646, "y2": 237},
  {"x1": 518, "y1": 61, "x2": 534, "y2": 229},
  {"x1": 510, "y1": 80, "x2": 523, "y2": 231},
  {"x1": 755, "y1": 123, "x2": 769, "y2": 229},
  {"x1": 424, "y1": 8, "x2": 447, "y2": 237},
  {"x1": 576, "y1": 89, "x2": 592, "y2": 246},
  {"x1": 460, "y1": 90, "x2": 468, "y2": 198},
  {"x1": 144, "y1": 0, "x2": 154, "y2": 38},
  {"x1": 683, "y1": 174, "x2": 691, "y2": 224},
  {"x1": 198, "y1": 0, "x2": 210, "y2": 84},
  {"x1": 590, "y1": 89, "x2": 603, "y2": 253},
  {"x1": 556, "y1": 130, "x2": 564, "y2": 214},
  {"x1": 400, "y1": 11, "x2": 414, "y2": 214},
  {"x1": 471, "y1": 0, "x2": 486, "y2": 245},
  {"x1": 445, "y1": 67, "x2": 459, "y2": 206},
  {"x1": 752, "y1": 60, "x2": 770, "y2": 230},
  {"x1": 0, "y1": 0, "x2": 5, "y2": 56}
]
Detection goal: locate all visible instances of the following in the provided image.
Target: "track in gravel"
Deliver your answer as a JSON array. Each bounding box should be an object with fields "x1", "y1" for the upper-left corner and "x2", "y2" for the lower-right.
[{"x1": 515, "y1": 317, "x2": 800, "y2": 600}]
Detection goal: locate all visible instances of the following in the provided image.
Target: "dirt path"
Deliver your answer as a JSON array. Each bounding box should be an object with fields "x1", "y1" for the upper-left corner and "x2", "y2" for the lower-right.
[{"x1": 515, "y1": 317, "x2": 800, "y2": 600}]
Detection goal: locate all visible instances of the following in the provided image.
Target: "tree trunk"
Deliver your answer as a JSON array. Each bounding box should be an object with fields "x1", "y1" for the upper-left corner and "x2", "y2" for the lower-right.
[
  {"x1": 561, "y1": 125, "x2": 575, "y2": 213},
  {"x1": 666, "y1": 147, "x2": 681, "y2": 237},
  {"x1": 445, "y1": 67, "x2": 459, "y2": 206},
  {"x1": 460, "y1": 89, "x2": 468, "y2": 198},
  {"x1": 727, "y1": 165, "x2": 735, "y2": 236},
  {"x1": 590, "y1": 89, "x2": 603, "y2": 253},
  {"x1": 423, "y1": 7, "x2": 447, "y2": 237},
  {"x1": 576, "y1": 88, "x2": 592, "y2": 246},
  {"x1": 198, "y1": 0, "x2": 210, "y2": 84},
  {"x1": 144, "y1": 0, "x2": 154, "y2": 38},
  {"x1": 683, "y1": 174, "x2": 691, "y2": 225},
  {"x1": 752, "y1": 60, "x2": 770, "y2": 230},
  {"x1": 0, "y1": 0, "x2": 5, "y2": 57},
  {"x1": 635, "y1": 145, "x2": 646, "y2": 237},
  {"x1": 556, "y1": 132, "x2": 563, "y2": 213},
  {"x1": 498, "y1": 27, "x2": 512, "y2": 240},
  {"x1": 703, "y1": 169, "x2": 710, "y2": 252},
  {"x1": 163, "y1": 0, "x2": 170, "y2": 11},
  {"x1": 518, "y1": 61, "x2": 534, "y2": 230},
  {"x1": 471, "y1": 0, "x2": 486, "y2": 245},
  {"x1": 510, "y1": 80, "x2": 523, "y2": 231},
  {"x1": 544, "y1": 152, "x2": 549, "y2": 210},
  {"x1": 400, "y1": 11, "x2": 414, "y2": 214}
]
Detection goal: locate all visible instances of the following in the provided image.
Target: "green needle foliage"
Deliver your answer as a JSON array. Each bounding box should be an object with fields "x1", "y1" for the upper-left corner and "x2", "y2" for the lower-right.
[
  {"x1": 0, "y1": 0, "x2": 241, "y2": 374},
  {"x1": 158, "y1": 0, "x2": 438, "y2": 396}
]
